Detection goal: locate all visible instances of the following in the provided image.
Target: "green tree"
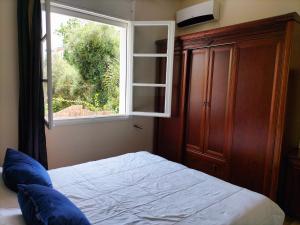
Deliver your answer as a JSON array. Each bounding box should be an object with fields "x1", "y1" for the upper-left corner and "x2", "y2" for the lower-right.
[
  {"x1": 56, "y1": 19, "x2": 120, "y2": 112},
  {"x1": 52, "y1": 53, "x2": 81, "y2": 100}
]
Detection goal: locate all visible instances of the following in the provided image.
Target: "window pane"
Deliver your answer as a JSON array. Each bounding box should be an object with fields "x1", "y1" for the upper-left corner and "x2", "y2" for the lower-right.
[
  {"x1": 134, "y1": 26, "x2": 168, "y2": 54},
  {"x1": 43, "y1": 82, "x2": 48, "y2": 119},
  {"x1": 42, "y1": 39, "x2": 47, "y2": 79},
  {"x1": 50, "y1": 11, "x2": 124, "y2": 119},
  {"x1": 133, "y1": 57, "x2": 166, "y2": 84},
  {"x1": 132, "y1": 86, "x2": 165, "y2": 113},
  {"x1": 41, "y1": 4, "x2": 46, "y2": 37},
  {"x1": 130, "y1": 21, "x2": 175, "y2": 117}
]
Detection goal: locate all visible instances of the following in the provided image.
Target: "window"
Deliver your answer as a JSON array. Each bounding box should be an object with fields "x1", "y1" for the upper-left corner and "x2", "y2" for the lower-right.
[{"x1": 42, "y1": 1, "x2": 175, "y2": 128}]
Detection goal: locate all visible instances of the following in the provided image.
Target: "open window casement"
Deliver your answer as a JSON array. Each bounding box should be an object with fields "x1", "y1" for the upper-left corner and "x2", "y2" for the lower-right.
[
  {"x1": 127, "y1": 21, "x2": 175, "y2": 117},
  {"x1": 43, "y1": 0, "x2": 175, "y2": 128},
  {"x1": 42, "y1": 0, "x2": 53, "y2": 128}
]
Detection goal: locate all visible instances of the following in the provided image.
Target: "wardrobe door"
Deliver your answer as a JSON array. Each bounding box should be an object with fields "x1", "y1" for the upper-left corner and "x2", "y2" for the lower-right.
[
  {"x1": 230, "y1": 38, "x2": 282, "y2": 196},
  {"x1": 204, "y1": 45, "x2": 234, "y2": 161},
  {"x1": 185, "y1": 48, "x2": 209, "y2": 154}
]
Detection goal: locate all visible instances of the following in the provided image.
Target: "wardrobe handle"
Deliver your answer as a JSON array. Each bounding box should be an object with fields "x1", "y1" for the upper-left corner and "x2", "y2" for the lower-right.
[{"x1": 203, "y1": 101, "x2": 211, "y2": 107}]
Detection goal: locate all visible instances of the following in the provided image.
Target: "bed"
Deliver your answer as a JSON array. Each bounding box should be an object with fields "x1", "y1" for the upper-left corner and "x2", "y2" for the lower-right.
[{"x1": 0, "y1": 151, "x2": 284, "y2": 225}]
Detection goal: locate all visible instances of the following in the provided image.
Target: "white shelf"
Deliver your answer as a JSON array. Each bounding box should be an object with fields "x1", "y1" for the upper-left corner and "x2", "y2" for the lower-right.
[
  {"x1": 133, "y1": 53, "x2": 167, "y2": 57},
  {"x1": 130, "y1": 111, "x2": 170, "y2": 117},
  {"x1": 132, "y1": 83, "x2": 166, "y2": 87}
]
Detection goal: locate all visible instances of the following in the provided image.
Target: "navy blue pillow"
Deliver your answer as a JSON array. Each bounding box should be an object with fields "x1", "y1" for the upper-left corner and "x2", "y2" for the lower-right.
[
  {"x1": 18, "y1": 184, "x2": 91, "y2": 225},
  {"x1": 2, "y1": 148, "x2": 52, "y2": 192}
]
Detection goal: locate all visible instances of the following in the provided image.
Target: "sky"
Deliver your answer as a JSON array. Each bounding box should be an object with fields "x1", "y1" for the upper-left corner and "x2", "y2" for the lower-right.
[
  {"x1": 42, "y1": 11, "x2": 69, "y2": 49},
  {"x1": 50, "y1": 13, "x2": 70, "y2": 49}
]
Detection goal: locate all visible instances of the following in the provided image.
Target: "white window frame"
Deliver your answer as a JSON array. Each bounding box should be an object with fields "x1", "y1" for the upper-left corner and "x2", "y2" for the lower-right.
[
  {"x1": 43, "y1": 0, "x2": 175, "y2": 128},
  {"x1": 43, "y1": 0, "x2": 53, "y2": 128},
  {"x1": 127, "y1": 21, "x2": 175, "y2": 118}
]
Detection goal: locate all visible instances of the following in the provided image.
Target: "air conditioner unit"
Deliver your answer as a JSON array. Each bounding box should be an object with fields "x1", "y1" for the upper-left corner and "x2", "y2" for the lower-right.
[{"x1": 176, "y1": 0, "x2": 220, "y2": 27}]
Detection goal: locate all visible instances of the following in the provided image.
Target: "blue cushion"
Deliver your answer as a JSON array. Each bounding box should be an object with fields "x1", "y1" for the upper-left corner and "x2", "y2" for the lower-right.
[
  {"x1": 2, "y1": 148, "x2": 52, "y2": 192},
  {"x1": 18, "y1": 184, "x2": 91, "y2": 225}
]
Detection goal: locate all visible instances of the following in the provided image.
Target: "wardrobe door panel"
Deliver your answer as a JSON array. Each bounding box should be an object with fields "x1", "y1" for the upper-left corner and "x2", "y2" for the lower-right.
[
  {"x1": 230, "y1": 39, "x2": 281, "y2": 194},
  {"x1": 204, "y1": 46, "x2": 233, "y2": 159},
  {"x1": 185, "y1": 48, "x2": 209, "y2": 153}
]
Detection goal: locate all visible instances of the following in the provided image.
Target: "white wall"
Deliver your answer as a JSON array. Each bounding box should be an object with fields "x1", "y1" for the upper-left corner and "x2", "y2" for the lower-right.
[
  {"x1": 135, "y1": 0, "x2": 180, "y2": 21},
  {"x1": 46, "y1": 117, "x2": 154, "y2": 168},
  {"x1": 0, "y1": 0, "x2": 19, "y2": 165},
  {"x1": 52, "y1": 0, "x2": 135, "y2": 20}
]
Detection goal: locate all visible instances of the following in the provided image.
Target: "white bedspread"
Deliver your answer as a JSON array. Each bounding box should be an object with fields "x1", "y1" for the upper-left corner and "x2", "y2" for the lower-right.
[{"x1": 0, "y1": 151, "x2": 284, "y2": 225}]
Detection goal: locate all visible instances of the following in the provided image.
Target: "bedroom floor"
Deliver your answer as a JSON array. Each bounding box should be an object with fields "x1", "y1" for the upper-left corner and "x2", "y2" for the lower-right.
[{"x1": 284, "y1": 217, "x2": 300, "y2": 225}]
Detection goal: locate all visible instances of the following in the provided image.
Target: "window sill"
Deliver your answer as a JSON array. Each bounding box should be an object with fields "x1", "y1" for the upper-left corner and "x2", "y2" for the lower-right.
[{"x1": 48, "y1": 114, "x2": 131, "y2": 127}]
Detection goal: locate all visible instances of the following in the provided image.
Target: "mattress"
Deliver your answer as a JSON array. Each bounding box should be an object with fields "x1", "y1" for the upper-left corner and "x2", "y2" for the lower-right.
[{"x1": 0, "y1": 151, "x2": 284, "y2": 225}]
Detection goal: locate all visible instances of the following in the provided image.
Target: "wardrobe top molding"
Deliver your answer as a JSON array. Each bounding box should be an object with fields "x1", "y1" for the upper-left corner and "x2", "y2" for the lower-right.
[
  {"x1": 180, "y1": 12, "x2": 300, "y2": 40},
  {"x1": 157, "y1": 12, "x2": 300, "y2": 51}
]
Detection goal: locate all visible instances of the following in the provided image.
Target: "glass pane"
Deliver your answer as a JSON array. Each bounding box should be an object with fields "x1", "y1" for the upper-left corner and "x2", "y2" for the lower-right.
[
  {"x1": 43, "y1": 82, "x2": 49, "y2": 119},
  {"x1": 50, "y1": 11, "x2": 124, "y2": 119},
  {"x1": 132, "y1": 86, "x2": 165, "y2": 113},
  {"x1": 41, "y1": 4, "x2": 46, "y2": 37},
  {"x1": 42, "y1": 39, "x2": 47, "y2": 79},
  {"x1": 133, "y1": 57, "x2": 166, "y2": 84},
  {"x1": 134, "y1": 26, "x2": 168, "y2": 54}
]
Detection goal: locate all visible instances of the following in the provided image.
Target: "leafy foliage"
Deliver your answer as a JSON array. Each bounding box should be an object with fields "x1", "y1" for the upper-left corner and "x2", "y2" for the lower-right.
[
  {"x1": 52, "y1": 54, "x2": 81, "y2": 101},
  {"x1": 51, "y1": 18, "x2": 120, "y2": 114}
]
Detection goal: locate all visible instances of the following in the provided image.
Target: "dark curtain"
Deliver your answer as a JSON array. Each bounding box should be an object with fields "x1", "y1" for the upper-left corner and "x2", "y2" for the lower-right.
[{"x1": 17, "y1": 0, "x2": 48, "y2": 169}]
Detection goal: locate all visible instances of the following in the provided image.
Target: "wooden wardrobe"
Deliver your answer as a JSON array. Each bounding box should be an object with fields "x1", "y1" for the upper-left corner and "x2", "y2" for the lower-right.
[{"x1": 154, "y1": 13, "x2": 300, "y2": 201}]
